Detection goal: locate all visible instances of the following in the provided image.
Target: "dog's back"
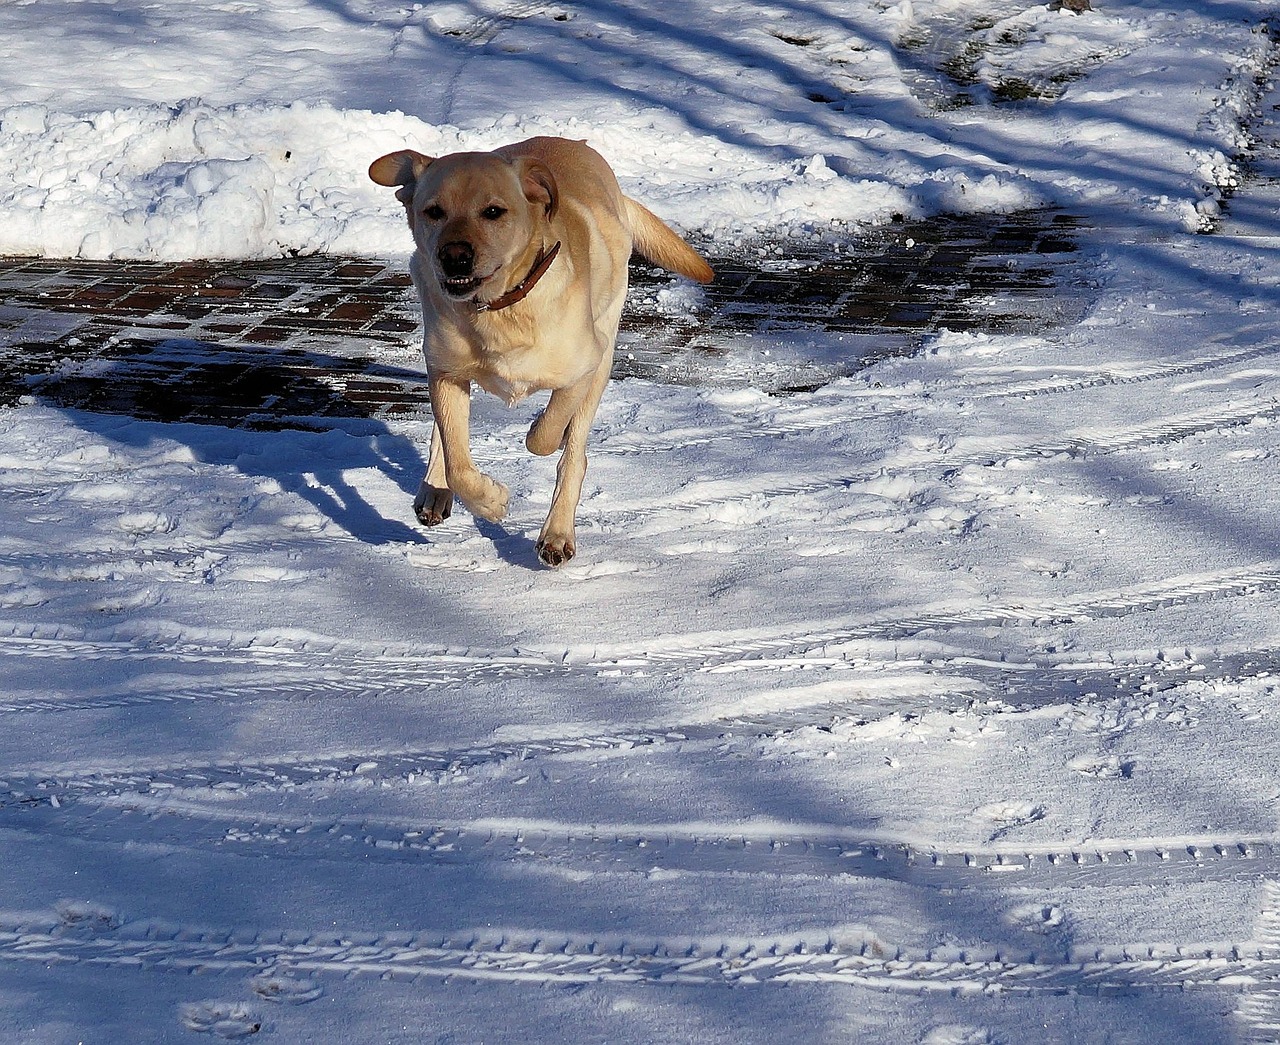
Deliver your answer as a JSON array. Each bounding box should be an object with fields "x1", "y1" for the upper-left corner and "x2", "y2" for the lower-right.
[{"x1": 496, "y1": 137, "x2": 713, "y2": 285}]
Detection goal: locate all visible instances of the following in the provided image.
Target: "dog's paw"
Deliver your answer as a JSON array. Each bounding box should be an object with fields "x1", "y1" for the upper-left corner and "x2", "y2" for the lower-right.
[
  {"x1": 413, "y1": 483, "x2": 453, "y2": 527},
  {"x1": 536, "y1": 533, "x2": 576, "y2": 568},
  {"x1": 455, "y1": 474, "x2": 509, "y2": 523},
  {"x1": 526, "y1": 410, "x2": 565, "y2": 457}
]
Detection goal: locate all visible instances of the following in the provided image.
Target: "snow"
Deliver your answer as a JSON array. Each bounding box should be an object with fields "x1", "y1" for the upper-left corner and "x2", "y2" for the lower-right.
[
  {"x1": 0, "y1": 1, "x2": 1269, "y2": 258},
  {"x1": 3, "y1": 0, "x2": 1280, "y2": 1042}
]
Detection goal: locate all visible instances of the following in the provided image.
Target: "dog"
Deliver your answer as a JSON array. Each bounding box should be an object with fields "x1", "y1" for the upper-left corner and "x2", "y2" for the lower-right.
[{"x1": 369, "y1": 136, "x2": 713, "y2": 566}]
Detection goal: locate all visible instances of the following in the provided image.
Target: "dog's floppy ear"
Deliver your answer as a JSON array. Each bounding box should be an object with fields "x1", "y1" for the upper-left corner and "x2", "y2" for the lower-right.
[
  {"x1": 518, "y1": 158, "x2": 558, "y2": 221},
  {"x1": 369, "y1": 149, "x2": 434, "y2": 204}
]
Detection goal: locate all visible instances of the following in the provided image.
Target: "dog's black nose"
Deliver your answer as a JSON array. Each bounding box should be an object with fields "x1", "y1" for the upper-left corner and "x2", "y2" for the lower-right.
[{"x1": 438, "y1": 241, "x2": 475, "y2": 278}]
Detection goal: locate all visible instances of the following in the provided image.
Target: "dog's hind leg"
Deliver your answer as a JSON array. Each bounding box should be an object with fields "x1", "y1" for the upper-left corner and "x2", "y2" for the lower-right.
[
  {"x1": 413, "y1": 423, "x2": 454, "y2": 526},
  {"x1": 535, "y1": 345, "x2": 613, "y2": 567}
]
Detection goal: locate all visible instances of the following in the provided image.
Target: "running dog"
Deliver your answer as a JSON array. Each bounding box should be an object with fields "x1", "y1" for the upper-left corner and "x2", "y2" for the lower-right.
[{"x1": 369, "y1": 136, "x2": 713, "y2": 566}]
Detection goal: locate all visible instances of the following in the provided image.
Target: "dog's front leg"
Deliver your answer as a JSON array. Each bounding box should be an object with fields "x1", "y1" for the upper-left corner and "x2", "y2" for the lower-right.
[
  {"x1": 428, "y1": 375, "x2": 509, "y2": 523},
  {"x1": 413, "y1": 423, "x2": 454, "y2": 526},
  {"x1": 526, "y1": 381, "x2": 592, "y2": 457},
  {"x1": 535, "y1": 346, "x2": 613, "y2": 567}
]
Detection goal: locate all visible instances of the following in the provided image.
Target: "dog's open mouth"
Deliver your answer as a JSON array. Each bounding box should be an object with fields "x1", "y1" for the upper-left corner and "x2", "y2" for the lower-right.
[{"x1": 441, "y1": 274, "x2": 486, "y2": 298}]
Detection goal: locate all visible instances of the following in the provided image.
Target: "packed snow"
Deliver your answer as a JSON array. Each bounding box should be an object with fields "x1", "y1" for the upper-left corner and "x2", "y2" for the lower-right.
[{"x1": 3, "y1": 0, "x2": 1280, "y2": 1042}]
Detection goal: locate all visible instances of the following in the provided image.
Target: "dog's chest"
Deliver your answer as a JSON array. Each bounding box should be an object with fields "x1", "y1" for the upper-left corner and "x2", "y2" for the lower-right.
[
  {"x1": 476, "y1": 340, "x2": 591, "y2": 403},
  {"x1": 475, "y1": 367, "x2": 540, "y2": 406},
  {"x1": 432, "y1": 321, "x2": 596, "y2": 404}
]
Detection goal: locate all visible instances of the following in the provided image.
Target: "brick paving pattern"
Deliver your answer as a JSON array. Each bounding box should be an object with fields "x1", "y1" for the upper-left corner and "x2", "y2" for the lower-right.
[
  {"x1": 0, "y1": 210, "x2": 1090, "y2": 429},
  {"x1": 623, "y1": 211, "x2": 1088, "y2": 390}
]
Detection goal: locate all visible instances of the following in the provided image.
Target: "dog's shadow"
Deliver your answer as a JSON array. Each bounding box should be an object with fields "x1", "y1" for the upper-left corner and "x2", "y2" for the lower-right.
[{"x1": 474, "y1": 518, "x2": 545, "y2": 570}]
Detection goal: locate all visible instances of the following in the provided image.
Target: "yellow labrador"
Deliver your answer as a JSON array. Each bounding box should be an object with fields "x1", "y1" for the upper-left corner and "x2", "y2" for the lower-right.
[{"x1": 370, "y1": 136, "x2": 713, "y2": 566}]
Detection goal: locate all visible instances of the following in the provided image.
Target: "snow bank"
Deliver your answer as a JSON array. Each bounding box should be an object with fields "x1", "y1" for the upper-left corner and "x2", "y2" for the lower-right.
[
  {"x1": 0, "y1": 100, "x2": 970, "y2": 260},
  {"x1": 0, "y1": 101, "x2": 428, "y2": 259},
  {"x1": 0, "y1": 0, "x2": 1270, "y2": 259}
]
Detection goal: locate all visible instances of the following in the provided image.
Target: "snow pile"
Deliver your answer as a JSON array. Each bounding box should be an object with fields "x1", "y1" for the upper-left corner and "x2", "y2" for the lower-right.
[
  {"x1": 0, "y1": 0, "x2": 1271, "y2": 258},
  {"x1": 0, "y1": 101, "x2": 425, "y2": 259}
]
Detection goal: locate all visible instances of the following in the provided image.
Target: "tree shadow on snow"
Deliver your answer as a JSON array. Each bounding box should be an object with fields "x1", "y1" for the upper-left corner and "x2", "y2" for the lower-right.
[
  {"x1": 18, "y1": 336, "x2": 433, "y2": 547},
  {"x1": 292, "y1": 3, "x2": 1280, "y2": 1040}
]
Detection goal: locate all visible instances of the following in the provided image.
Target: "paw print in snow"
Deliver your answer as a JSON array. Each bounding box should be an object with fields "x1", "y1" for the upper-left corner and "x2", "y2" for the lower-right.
[
  {"x1": 251, "y1": 969, "x2": 324, "y2": 1005},
  {"x1": 180, "y1": 1001, "x2": 263, "y2": 1038},
  {"x1": 53, "y1": 900, "x2": 121, "y2": 937}
]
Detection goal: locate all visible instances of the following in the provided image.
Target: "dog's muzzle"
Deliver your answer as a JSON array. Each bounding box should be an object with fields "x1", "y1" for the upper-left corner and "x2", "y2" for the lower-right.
[{"x1": 438, "y1": 241, "x2": 482, "y2": 297}]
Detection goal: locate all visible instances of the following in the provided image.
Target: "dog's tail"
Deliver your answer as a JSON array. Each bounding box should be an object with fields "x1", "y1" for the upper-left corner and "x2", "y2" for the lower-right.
[{"x1": 623, "y1": 197, "x2": 714, "y2": 284}]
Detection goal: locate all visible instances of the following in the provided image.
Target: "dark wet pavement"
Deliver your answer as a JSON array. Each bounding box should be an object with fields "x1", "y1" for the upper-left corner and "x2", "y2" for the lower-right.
[
  {"x1": 623, "y1": 210, "x2": 1090, "y2": 391},
  {"x1": 0, "y1": 209, "x2": 1093, "y2": 429}
]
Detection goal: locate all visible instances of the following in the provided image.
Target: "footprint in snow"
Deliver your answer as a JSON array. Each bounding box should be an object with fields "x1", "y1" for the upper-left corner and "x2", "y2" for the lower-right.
[
  {"x1": 922, "y1": 1026, "x2": 997, "y2": 1045},
  {"x1": 1022, "y1": 557, "x2": 1070, "y2": 579},
  {"x1": 974, "y1": 800, "x2": 1046, "y2": 843},
  {"x1": 556, "y1": 558, "x2": 653, "y2": 581},
  {"x1": 180, "y1": 1001, "x2": 263, "y2": 1039},
  {"x1": 973, "y1": 800, "x2": 1045, "y2": 829},
  {"x1": 277, "y1": 513, "x2": 328, "y2": 533},
  {"x1": 1005, "y1": 902, "x2": 1067, "y2": 935},
  {"x1": 116, "y1": 510, "x2": 177, "y2": 535},
  {"x1": 251, "y1": 970, "x2": 324, "y2": 1005},
  {"x1": 53, "y1": 899, "x2": 121, "y2": 936},
  {"x1": 219, "y1": 565, "x2": 310, "y2": 584},
  {"x1": 1067, "y1": 753, "x2": 1135, "y2": 779}
]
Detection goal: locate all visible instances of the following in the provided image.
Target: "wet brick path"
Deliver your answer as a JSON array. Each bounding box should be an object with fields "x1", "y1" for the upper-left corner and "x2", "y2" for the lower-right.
[
  {"x1": 623, "y1": 210, "x2": 1089, "y2": 391},
  {"x1": 0, "y1": 257, "x2": 428, "y2": 427},
  {"x1": 0, "y1": 210, "x2": 1091, "y2": 429}
]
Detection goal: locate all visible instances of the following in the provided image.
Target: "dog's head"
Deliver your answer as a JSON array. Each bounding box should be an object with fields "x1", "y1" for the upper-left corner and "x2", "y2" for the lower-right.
[{"x1": 370, "y1": 148, "x2": 558, "y2": 304}]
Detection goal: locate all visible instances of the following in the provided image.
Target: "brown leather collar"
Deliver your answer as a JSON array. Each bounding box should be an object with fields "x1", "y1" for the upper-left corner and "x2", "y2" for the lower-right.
[{"x1": 475, "y1": 241, "x2": 561, "y2": 313}]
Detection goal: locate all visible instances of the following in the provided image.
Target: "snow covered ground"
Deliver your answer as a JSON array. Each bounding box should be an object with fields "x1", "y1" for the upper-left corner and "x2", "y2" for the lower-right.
[
  {"x1": 0, "y1": 0, "x2": 1268, "y2": 257},
  {"x1": 3, "y1": 0, "x2": 1280, "y2": 1042}
]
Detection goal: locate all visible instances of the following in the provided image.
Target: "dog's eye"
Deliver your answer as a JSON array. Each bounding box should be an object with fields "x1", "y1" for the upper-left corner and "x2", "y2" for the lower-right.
[
  {"x1": 424, "y1": 204, "x2": 445, "y2": 221},
  {"x1": 480, "y1": 205, "x2": 507, "y2": 221}
]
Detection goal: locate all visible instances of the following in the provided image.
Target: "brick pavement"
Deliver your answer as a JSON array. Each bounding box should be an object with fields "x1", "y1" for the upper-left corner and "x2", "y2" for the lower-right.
[{"x1": 0, "y1": 209, "x2": 1090, "y2": 430}]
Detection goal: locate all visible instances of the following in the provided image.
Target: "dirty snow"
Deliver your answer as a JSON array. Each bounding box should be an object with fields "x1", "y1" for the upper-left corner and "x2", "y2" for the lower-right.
[{"x1": 3, "y1": 0, "x2": 1280, "y2": 1043}]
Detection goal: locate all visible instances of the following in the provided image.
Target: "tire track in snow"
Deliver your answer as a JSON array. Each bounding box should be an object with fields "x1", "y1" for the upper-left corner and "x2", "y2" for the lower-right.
[
  {"x1": 0, "y1": 626, "x2": 560, "y2": 676},
  {"x1": 972, "y1": 337, "x2": 1280, "y2": 401},
  {"x1": 4, "y1": 794, "x2": 1277, "y2": 894},
  {"x1": 595, "y1": 411, "x2": 852, "y2": 457},
  {"x1": 585, "y1": 563, "x2": 1280, "y2": 668},
  {"x1": 0, "y1": 724, "x2": 738, "y2": 804},
  {"x1": 2, "y1": 562, "x2": 1278, "y2": 714},
  {"x1": 594, "y1": 396, "x2": 1280, "y2": 522},
  {"x1": 0, "y1": 684, "x2": 990, "y2": 807},
  {"x1": 591, "y1": 335, "x2": 1280, "y2": 459},
  {"x1": 2, "y1": 644, "x2": 1258, "y2": 804},
  {"x1": 1, "y1": 908, "x2": 1277, "y2": 996}
]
